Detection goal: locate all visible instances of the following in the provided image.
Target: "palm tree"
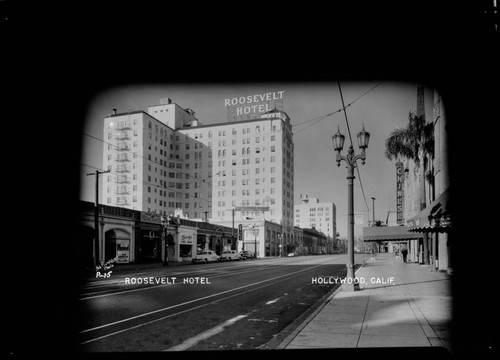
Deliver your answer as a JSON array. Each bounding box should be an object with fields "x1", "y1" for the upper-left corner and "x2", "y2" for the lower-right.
[{"x1": 385, "y1": 112, "x2": 434, "y2": 264}]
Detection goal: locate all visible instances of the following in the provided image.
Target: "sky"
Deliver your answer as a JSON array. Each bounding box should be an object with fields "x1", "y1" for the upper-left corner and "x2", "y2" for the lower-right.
[{"x1": 79, "y1": 81, "x2": 435, "y2": 238}]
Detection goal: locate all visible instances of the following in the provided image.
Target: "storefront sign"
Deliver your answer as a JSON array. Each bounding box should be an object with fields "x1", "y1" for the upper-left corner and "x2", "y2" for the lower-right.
[
  {"x1": 396, "y1": 162, "x2": 404, "y2": 224},
  {"x1": 354, "y1": 212, "x2": 364, "y2": 225},
  {"x1": 225, "y1": 91, "x2": 285, "y2": 121},
  {"x1": 116, "y1": 239, "x2": 130, "y2": 263},
  {"x1": 234, "y1": 206, "x2": 270, "y2": 212},
  {"x1": 180, "y1": 235, "x2": 193, "y2": 245},
  {"x1": 178, "y1": 228, "x2": 196, "y2": 245}
]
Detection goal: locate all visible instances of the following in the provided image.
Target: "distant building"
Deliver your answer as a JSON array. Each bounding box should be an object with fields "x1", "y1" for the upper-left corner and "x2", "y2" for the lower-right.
[{"x1": 294, "y1": 194, "x2": 337, "y2": 242}]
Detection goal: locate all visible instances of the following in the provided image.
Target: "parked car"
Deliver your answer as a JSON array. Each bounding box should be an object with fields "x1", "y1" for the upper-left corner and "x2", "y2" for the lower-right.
[
  {"x1": 220, "y1": 250, "x2": 241, "y2": 261},
  {"x1": 192, "y1": 250, "x2": 220, "y2": 263},
  {"x1": 239, "y1": 250, "x2": 256, "y2": 260}
]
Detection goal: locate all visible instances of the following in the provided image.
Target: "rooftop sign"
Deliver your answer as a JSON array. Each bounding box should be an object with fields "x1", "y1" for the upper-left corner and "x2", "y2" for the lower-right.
[{"x1": 225, "y1": 91, "x2": 285, "y2": 121}]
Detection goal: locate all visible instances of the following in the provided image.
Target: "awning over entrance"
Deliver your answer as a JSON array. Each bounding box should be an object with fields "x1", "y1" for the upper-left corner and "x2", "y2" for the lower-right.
[
  {"x1": 363, "y1": 226, "x2": 424, "y2": 242},
  {"x1": 407, "y1": 187, "x2": 451, "y2": 233}
]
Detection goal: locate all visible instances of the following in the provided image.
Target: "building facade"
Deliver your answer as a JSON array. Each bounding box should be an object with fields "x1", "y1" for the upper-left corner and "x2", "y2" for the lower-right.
[
  {"x1": 179, "y1": 108, "x2": 296, "y2": 251},
  {"x1": 78, "y1": 200, "x2": 236, "y2": 269},
  {"x1": 102, "y1": 102, "x2": 211, "y2": 219},
  {"x1": 101, "y1": 98, "x2": 294, "y2": 258}
]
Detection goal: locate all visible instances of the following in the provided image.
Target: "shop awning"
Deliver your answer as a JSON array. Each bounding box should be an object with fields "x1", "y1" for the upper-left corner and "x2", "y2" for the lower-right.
[
  {"x1": 407, "y1": 187, "x2": 451, "y2": 233},
  {"x1": 363, "y1": 226, "x2": 424, "y2": 242}
]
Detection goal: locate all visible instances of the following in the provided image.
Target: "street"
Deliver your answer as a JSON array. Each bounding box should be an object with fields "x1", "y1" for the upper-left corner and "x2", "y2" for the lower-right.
[{"x1": 78, "y1": 254, "x2": 366, "y2": 351}]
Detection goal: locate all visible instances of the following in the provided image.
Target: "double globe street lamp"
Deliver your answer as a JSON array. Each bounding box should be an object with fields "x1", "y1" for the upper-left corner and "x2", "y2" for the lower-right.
[{"x1": 332, "y1": 125, "x2": 370, "y2": 291}]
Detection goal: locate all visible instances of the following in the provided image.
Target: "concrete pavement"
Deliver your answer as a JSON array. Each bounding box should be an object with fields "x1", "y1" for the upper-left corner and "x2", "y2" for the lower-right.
[{"x1": 277, "y1": 253, "x2": 452, "y2": 353}]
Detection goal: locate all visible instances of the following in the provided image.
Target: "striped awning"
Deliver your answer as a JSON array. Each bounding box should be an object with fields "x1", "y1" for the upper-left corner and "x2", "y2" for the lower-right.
[{"x1": 407, "y1": 187, "x2": 451, "y2": 233}]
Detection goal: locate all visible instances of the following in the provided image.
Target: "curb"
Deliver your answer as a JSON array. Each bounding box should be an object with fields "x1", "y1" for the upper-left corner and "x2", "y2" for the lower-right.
[{"x1": 270, "y1": 262, "x2": 367, "y2": 350}]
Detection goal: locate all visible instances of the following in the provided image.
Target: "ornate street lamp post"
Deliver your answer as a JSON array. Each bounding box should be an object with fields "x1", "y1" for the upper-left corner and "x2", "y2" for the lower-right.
[{"x1": 332, "y1": 125, "x2": 370, "y2": 291}]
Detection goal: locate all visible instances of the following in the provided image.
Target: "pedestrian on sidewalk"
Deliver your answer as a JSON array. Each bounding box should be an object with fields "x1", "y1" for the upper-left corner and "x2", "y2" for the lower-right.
[{"x1": 401, "y1": 245, "x2": 408, "y2": 263}]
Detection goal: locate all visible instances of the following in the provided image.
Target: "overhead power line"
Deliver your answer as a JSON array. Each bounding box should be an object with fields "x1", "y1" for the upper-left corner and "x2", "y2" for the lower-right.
[{"x1": 292, "y1": 81, "x2": 384, "y2": 136}]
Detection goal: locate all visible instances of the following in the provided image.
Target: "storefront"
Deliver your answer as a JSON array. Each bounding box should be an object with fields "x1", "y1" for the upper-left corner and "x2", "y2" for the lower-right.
[
  {"x1": 136, "y1": 229, "x2": 161, "y2": 262},
  {"x1": 104, "y1": 228, "x2": 131, "y2": 263},
  {"x1": 177, "y1": 226, "x2": 197, "y2": 262},
  {"x1": 137, "y1": 212, "x2": 163, "y2": 263},
  {"x1": 407, "y1": 187, "x2": 452, "y2": 272}
]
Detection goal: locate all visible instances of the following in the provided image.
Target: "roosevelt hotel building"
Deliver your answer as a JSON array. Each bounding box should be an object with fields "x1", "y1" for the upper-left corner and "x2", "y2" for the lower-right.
[
  {"x1": 179, "y1": 108, "x2": 295, "y2": 240},
  {"x1": 101, "y1": 99, "x2": 294, "y2": 243},
  {"x1": 101, "y1": 98, "x2": 211, "y2": 218}
]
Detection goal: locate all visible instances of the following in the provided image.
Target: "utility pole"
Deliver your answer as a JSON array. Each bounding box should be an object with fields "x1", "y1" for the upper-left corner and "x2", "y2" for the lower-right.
[
  {"x1": 232, "y1": 208, "x2": 235, "y2": 250},
  {"x1": 371, "y1": 197, "x2": 376, "y2": 226},
  {"x1": 87, "y1": 169, "x2": 110, "y2": 267}
]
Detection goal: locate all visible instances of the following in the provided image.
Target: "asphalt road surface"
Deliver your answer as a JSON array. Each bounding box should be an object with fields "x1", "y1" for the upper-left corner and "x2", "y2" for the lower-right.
[{"x1": 78, "y1": 254, "x2": 366, "y2": 352}]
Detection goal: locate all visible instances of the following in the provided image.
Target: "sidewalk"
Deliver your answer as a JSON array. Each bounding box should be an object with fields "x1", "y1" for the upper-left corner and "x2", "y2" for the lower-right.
[{"x1": 278, "y1": 253, "x2": 452, "y2": 353}]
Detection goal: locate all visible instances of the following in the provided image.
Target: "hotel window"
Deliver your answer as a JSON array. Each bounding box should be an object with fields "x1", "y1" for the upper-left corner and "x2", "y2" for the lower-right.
[
  {"x1": 271, "y1": 135, "x2": 275, "y2": 141},
  {"x1": 256, "y1": 125, "x2": 260, "y2": 133},
  {"x1": 256, "y1": 137, "x2": 260, "y2": 143},
  {"x1": 271, "y1": 146, "x2": 276, "y2": 152}
]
